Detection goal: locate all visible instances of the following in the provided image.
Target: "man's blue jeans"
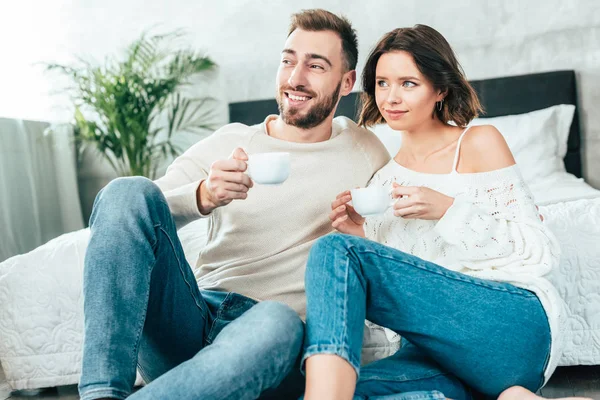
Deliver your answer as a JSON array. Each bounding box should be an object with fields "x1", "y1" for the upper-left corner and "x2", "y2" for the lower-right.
[
  {"x1": 303, "y1": 234, "x2": 552, "y2": 400},
  {"x1": 78, "y1": 177, "x2": 304, "y2": 400}
]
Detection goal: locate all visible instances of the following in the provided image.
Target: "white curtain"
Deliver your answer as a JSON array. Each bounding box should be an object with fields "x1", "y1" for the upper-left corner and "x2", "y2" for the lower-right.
[{"x1": 0, "y1": 118, "x2": 84, "y2": 262}]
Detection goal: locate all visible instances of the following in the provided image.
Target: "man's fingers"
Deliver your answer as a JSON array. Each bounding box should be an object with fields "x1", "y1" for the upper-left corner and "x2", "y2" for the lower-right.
[
  {"x1": 230, "y1": 147, "x2": 249, "y2": 161},
  {"x1": 223, "y1": 182, "x2": 250, "y2": 193},
  {"x1": 210, "y1": 188, "x2": 233, "y2": 204},
  {"x1": 214, "y1": 158, "x2": 247, "y2": 172},
  {"x1": 213, "y1": 159, "x2": 246, "y2": 172},
  {"x1": 225, "y1": 190, "x2": 248, "y2": 200},
  {"x1": 220, "y1": 171, "x2": 253, "y2": 187}
]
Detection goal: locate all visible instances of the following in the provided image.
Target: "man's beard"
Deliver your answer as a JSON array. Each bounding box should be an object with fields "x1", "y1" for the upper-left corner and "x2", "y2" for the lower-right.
[{"x1": 276, "y1": 81, "x2": 342, "y2": 129}]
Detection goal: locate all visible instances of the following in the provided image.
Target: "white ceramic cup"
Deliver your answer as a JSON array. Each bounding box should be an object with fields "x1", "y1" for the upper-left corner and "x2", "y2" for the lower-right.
[
  {"x1": 350, "y1": 186, "x2": 395, "y2": 217},
  {"x1": 247, "y1": 152, "x2": 290, "y2": 185}
]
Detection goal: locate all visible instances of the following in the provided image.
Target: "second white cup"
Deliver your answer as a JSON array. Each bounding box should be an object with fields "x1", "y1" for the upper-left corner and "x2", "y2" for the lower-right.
[{"x1": 350, "y1": 186, "x2": 395, "y2": 217}]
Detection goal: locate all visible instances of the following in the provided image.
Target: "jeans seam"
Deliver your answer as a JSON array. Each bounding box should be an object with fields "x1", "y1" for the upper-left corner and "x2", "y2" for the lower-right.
[
  {"x1": 337, "y1": 244, "x2": 368, "y2": 375},
  {"x1": 341, "y1": 256, "x2": 350, "y2": 366},
  {"x1": 348, "y1": 243, "x2": 536, "y2": 298},
  {"x1": 156, "y1": 225, "x2": 208, "y2": 323},
  {"x1": 79, "y1": 387, "x2": 129, "y2": 400},
  {"x1": 302, "y1": 343, "x2": 361, "y2": 375},
  {"x1": 128, "y1": 250, "x2": 153, "y2": 387},
  {"x1": 206, "y1": 292, "x2": 233, "y2": 344},
  {"x1": 360, "y1": 370, "x2": 449, "y2": 383},
  {"x1": 399, "y1": 392, "x2": 446, "y2": 400}
]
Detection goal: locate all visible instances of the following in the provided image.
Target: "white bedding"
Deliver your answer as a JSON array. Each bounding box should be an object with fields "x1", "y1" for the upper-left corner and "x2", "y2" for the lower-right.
[
  {"x1": 545, "y1": 197, "x2": 600, "y2": 365},
  {"x1": 530, "y1": 172, "x2": 600, "y2": 205},
  {"x1": 533, "y1": 173, "x2": 600, "y2": 365},
  {"x1": 0, "y1": 177, "x2": 598, "y2": 390}
]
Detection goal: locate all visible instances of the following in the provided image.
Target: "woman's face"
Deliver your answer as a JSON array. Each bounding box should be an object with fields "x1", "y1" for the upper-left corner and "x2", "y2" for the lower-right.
[{"x1": 374, "y1": 51, "x2": 444, "y2": 131}]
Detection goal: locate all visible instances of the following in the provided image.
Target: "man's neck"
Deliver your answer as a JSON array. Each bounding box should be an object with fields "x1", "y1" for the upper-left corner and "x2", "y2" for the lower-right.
[{"x1": 267, "y1": 116, "x2": 334, "y2": 143}]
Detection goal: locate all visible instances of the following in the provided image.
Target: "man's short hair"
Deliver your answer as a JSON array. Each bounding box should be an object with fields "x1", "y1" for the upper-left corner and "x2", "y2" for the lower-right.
[{"x1": 288, "y1": 9, "x2": 358, "y2": 72}]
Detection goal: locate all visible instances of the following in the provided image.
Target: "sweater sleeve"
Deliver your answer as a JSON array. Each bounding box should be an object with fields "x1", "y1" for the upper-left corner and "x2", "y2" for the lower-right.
[
  {"x1": 154, "y1": 123, "x2": 253, "y2": 229},
  {"x1": 365, "y1": 136, "x2": 392, "y2": 177},
  {"x1": 363, "y1": 171, "x2": 387, "y2": 242},
  {"x1": 434, "y1": 166, "x2": 561, "y2": 276}
]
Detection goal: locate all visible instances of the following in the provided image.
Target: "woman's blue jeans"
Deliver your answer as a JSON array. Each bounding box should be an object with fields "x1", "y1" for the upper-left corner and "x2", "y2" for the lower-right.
[{"x1": 303, "y1": 234, "x2": 551, "y2": 400}]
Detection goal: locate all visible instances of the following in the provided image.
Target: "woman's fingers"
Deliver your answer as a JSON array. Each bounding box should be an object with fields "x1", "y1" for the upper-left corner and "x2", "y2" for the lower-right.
[
  {"x1": 329, "y1": 204, "x2": 348, "y2": 222},
  {"x1": 331, "y1": 194, "x2": 352, "y2": 210},
  {"x1": 332, "y1": 214, "x2": 349, "y2": 229}
]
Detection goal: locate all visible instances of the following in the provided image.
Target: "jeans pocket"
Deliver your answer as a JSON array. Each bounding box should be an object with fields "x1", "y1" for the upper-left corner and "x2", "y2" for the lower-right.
[{"x1": 206, "y1": 292, "x2": 257, "y2": 343}]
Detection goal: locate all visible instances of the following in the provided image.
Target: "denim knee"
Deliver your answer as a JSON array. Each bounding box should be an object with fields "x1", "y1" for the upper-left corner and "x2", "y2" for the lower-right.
[
  {"x1": 306, "y1": 233, "x2": 359, "y2": 282},
  {"x1": 91, "y1": 177, "x2": 165, "y2": 222},
  {"x1": 100, "y1": 176, "x2": 162, "y2": 206},
  {"x1": 215, "y1": 301, "x2": 304, "y2": 376},
  {"x1": 249, "y1": 301, "x2": 304, "y2": 348},
  {"x1": 310, "y1": 233, "x2": 354, "y2": 252},
  {"x1": 308, "y1": 233, "x2": 364, "y2": 260}
]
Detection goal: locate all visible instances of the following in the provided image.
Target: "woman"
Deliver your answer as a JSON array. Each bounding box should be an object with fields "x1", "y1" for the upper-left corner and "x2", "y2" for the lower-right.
[{"x1": 301, "y1": 25, "x2": 589, "y2": 400}]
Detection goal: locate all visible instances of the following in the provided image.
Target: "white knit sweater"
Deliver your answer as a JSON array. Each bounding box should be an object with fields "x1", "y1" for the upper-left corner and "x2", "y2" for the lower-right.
[{"x1": 364, "y1": 154, "x2": 566, "y2": 385}]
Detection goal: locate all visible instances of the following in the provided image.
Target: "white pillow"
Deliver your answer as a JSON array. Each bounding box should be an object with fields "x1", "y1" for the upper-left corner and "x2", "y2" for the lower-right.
[
  {"x1": 368, "y1": 104, "x2": 576, "y2": 186},
  {"x1": 470, "y1": 104, "x2": 575, "y2": 183}
]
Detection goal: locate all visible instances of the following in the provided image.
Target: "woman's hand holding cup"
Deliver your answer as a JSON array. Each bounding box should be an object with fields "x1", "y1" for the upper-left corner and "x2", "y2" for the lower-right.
[{"x1": 330, "y1": 190, "x2": 366, "y2": 237}]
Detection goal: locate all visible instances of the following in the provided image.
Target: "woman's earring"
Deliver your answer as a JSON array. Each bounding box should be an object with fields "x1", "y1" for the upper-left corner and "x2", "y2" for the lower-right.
[{"x1": 437, "y1": 99, "x2": 444, "y2": 111}]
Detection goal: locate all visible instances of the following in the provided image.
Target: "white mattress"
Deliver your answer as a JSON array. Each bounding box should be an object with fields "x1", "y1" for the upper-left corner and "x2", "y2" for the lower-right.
[{"x1": 0, "y1": 175, "x2": 598, "y2": 390}]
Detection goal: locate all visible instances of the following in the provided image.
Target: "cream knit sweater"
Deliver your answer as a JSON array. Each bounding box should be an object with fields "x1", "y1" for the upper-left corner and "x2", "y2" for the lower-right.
[{"x1": 154, "y1": 115, "x2": 390, "y2": 318}]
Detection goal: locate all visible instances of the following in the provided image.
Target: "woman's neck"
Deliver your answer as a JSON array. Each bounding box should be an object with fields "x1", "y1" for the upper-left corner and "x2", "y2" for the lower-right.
[{"x1": 399, "y1": 119, "x2": 463, "y2": 163}]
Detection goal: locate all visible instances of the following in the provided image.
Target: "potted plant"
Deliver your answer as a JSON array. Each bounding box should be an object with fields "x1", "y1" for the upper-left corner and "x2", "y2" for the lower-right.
[{"x1": 47, "y1": 30, "x2": 218, "y2": 180}]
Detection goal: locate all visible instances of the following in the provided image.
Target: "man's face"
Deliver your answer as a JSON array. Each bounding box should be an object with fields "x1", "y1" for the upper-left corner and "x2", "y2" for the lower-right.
[{"x1": 276, "y1": 29, "x2": 354, "y2": 129}]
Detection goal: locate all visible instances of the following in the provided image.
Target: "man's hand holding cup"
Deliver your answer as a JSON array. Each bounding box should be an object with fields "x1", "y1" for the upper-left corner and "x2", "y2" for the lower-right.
[{"x1": 197, "y1": 148, "x2": 254, "y2": 214}]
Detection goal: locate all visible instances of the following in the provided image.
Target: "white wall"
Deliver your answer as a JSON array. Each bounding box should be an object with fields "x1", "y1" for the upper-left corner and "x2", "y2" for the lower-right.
[{"x1": 1, "y1": 0, "x2": 599, "y2": 188}]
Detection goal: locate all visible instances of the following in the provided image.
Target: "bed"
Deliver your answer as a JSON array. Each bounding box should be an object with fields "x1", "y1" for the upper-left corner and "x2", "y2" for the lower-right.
[{"x1": 0, "y1": 70, "x2": 598, "y2": 391}]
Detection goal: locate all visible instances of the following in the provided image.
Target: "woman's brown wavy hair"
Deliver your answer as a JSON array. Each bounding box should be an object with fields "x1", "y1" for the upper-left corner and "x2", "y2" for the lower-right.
[{"x1": 358, "y1": 25, "x2": 483, "y2": 128}]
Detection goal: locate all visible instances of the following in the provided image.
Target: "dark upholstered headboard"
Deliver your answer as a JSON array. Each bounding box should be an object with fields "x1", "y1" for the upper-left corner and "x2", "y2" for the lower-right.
[{"x1": 229, "y1": 70, "x2": 582, "y2": 178}]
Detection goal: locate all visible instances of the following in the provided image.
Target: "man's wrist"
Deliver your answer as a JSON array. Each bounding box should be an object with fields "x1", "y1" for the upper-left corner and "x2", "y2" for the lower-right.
[{"x1": 197, "y1": 180, "x2": 216, "y2": 215}]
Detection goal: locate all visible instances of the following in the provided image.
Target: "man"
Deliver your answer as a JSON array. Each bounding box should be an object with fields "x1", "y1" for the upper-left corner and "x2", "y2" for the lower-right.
[{"x1": 79, "y1": 9, "x2": 390, "y2": 400}]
